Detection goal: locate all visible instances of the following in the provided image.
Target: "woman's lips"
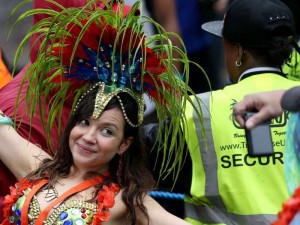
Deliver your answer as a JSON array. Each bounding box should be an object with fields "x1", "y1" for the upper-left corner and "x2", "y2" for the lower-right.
[{"x1": 77, "y1": 143, "x2": 96, "y2": 154}]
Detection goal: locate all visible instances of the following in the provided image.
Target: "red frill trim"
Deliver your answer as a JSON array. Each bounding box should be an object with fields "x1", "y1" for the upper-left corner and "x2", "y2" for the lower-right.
[
  {"x1": 272, "y1": 185, "x2": 300, "y2": 225},
  {"x1": 1, "y1": 178, "x2": 34, "y2": 224},
  {"x1": 93, "y1": 183, "x2": 120, "y2": 225}
]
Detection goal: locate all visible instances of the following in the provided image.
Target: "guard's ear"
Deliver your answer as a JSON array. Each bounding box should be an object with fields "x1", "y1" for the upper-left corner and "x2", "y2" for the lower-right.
[
  {"x1": 236, "y1": 44, "x2": 246, "y2": 62},
  {"x1": 118, "y1": 137, "x2": 134, "y2": 155}
]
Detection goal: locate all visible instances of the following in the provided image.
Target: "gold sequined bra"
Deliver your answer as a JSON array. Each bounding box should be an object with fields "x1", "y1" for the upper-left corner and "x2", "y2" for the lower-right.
[
  {"x1": 13, "y1": 192, "x2": 96, "y2": 224},
  {"x1": 4, "y1": 176, "x2": 120, "y2": 225}
]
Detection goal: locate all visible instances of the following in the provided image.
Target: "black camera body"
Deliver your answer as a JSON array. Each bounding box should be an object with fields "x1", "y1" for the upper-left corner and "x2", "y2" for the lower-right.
[{"x1": 244, "y1": 112, "x2": 274, "y2": 157}]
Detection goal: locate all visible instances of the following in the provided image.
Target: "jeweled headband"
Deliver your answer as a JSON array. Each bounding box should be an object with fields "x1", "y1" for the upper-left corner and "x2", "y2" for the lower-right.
[
  {"x1": 13, "y1": 0, "x2": 203, "y2": 176},
  {"x1": 74, "y1": 82, "x2": 145, "y2": 127}
]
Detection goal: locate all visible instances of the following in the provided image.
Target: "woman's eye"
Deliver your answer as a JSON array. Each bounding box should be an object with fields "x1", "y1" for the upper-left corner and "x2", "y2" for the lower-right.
[
  {"x1": 78, "y1": 119, "x2": 89, "y2": 126},
  {"x1": 102, "y1": 128, "x2": 113, "y2": 136}
]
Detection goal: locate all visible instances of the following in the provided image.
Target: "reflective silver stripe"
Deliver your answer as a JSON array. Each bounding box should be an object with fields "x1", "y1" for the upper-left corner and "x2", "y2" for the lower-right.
[
  {"x1": 192, "y1": 93, "x2": 227, "y2": 209},
  {"x1": 185, "y1": 93, "x2": 276, "y2": 224},
  {"x1": 185, "y1": 201, "x2": 277, "y2": 225}
]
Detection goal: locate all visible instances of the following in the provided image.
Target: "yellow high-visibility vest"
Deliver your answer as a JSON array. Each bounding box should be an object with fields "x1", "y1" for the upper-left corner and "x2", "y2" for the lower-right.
[
  {"x1": 184, "y1": 73, "x2": 300, "y2": 225},
  {"x1": 283, "y1": 41, "x2": 300, "y2": 81}
]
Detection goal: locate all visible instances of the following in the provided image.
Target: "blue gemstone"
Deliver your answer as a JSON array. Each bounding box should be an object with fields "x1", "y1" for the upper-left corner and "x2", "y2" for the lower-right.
[
  {"x1": 113, "y1": 72, "x2": 118, "y2": 82},
  {"x1": 15, "y1": 209, "x2": 21, "y2": 217},
  {"x1": 102, "y1": 69, "x2": 109, "y2": 78},
  {"x1": 12, "y1": 204, "x2": 17, "y2": 211},
  {"x1": 59, "y1": 212, "x2": 68, "y2": 220},
  {"x1": 97, "y1": 60, "x2": 104, "y2": 67},
  {"x1": 129, "y1": 66, "x2": 136, "y2": 74},
  {"x1": 63, "y1": 220, "x2": 73, "y2": 225},
  {"x1": 71, "y1": 208, "x2": 80, "y2": 215},
  {"x1": 9, "y1": 216, "x2": 15, "y2": 223},
  {"x1": 16, "y1": 219, "x2": 21, "y2": 225},
  {"x1": 74, "y1": 218, "x2": 84, "y2": 225},
  {"x1": 120, "y1": 77, "x2": 127, "y2": 84}
]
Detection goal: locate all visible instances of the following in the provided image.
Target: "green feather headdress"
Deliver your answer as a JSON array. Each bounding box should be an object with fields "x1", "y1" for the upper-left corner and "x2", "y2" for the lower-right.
[{"x1": 11, "y1": 0, "x2": 205, "y2": 178}]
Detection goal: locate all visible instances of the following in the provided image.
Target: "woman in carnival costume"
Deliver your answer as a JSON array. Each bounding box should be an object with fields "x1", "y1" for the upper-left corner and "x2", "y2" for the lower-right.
[
  {"x1": 0, "y1": 0, "x2": 134, "y2": 220},
  {"x1": 0, "y1": 0, "x2": 202, "y2": 224}
]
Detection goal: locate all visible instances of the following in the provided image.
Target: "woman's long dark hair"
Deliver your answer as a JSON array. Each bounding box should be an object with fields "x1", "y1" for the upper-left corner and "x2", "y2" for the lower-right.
[{"x1": 26, "y1": 86, "x2": 155, "y2": 224}]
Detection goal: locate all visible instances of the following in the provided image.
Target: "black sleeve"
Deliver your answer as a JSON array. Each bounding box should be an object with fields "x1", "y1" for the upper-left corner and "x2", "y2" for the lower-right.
[{"x1": 281, "y1": 86, "x2": 300, "y2": 111}]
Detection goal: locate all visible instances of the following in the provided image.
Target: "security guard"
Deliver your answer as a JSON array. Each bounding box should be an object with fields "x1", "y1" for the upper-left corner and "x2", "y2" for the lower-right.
[
  {"x1": 184, "y1": 0, "x2": 300, "y2": 224},
  {"x1": 283, "y1": 42, "x2": 300, "y2": 81},
  {"x1": 282, "y1": 0, "x2": 300, "y2": 81}
]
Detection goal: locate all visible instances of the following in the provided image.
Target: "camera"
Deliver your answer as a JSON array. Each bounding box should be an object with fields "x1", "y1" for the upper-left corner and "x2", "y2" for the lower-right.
[{"x1": 244, "y1": 112, "x2": 274, "y2": 157}]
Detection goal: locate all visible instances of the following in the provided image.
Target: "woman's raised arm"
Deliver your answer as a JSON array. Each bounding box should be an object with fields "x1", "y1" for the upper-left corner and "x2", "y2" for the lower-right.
[{"x1": 0, "y1": 113, "x2": 51, "y2": 179}]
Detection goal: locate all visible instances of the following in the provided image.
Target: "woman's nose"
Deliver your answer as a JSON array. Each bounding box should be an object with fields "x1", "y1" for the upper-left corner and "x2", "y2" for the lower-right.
[{"x1": 82, "y1": 128, "x2": 96, "y2": 143}]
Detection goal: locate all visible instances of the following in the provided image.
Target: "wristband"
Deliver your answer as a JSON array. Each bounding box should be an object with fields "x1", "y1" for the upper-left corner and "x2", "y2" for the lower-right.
[{"x1": 0, "y1": 112, "x2": 15, "y2": 127}]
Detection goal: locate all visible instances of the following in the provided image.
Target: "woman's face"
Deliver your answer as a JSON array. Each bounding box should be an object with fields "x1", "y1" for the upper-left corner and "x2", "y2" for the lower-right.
[{"x1": 69, "y1": 107, "x2": 132, "y2": 173}]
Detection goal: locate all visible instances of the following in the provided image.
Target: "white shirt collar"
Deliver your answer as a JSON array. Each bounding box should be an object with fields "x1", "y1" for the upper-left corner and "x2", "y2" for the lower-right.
[{"x1": 238, "y1": 67, "x2": 281, "y2": 82}]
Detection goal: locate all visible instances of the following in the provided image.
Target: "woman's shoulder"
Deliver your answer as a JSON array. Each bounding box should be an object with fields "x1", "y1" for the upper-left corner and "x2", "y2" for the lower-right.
[
  {"x1": 105, "y1": 189, "x2": 127, "y2": 224},
  {"x1": 107, "y1": 191, "x2": 152, "y2": 224}
]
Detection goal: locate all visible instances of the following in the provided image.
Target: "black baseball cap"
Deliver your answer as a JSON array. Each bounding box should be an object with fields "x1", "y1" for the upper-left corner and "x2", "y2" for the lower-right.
[{"x1": 201, "y1": 0, "x2": 295, "y2": 47}]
